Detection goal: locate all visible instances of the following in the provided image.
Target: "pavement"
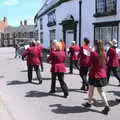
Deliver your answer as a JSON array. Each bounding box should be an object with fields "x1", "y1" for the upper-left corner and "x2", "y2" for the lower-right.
[{"x1": 0, "y1": 47, "x2": 120, "y2": 120}]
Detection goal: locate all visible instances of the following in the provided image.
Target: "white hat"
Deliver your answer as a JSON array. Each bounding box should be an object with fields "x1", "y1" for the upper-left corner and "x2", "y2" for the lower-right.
[
  {"x1": 53, "y1": 39, "x2": 57, "y2": 43},
  {"x1": 72, "y1": 41, "x2": 75, "y2": 44},
  {"x1": 36, "y1": 40, "x2": 40, "y2": 44},
  {"x1": 113, "y1": 39, "x2": 117, "y2": 44}
]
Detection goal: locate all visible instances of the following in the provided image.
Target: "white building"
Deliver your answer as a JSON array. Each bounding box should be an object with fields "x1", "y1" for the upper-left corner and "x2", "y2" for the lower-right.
[{"x1": 34, "y1": 0, "x2": 120, "y2": 49}]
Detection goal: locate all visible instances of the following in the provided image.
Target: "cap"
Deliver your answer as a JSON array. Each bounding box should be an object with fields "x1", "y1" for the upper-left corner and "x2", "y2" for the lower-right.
[{"x1": 72, "y1": 41, "x2": 75, "y2": 44}]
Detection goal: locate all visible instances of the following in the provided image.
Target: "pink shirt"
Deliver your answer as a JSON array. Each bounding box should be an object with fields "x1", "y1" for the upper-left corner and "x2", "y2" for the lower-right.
[
  {"x1": 89, "y1": 51, "x2": 107, "y2": 78},
  {"x1": 78, "y1": 45, "x2": 90, "y2": 67},
  {"x1": 107, "y1": 47, "x2": 119, "y2": 67},
  {"x1": 48, "y1": 51, "x2": 66, "y2": 73}
]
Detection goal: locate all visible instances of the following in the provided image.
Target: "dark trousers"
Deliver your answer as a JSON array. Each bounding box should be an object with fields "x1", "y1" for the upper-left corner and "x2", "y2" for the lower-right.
[
  {"x1": 51, "y1": 72, "x2": 68, "y2": 95},
  {"x1": 79, "y1": 67, "x2": 88, "y2": 86},
  {"x1": 40, "y1": 58, "x2": 44, "y2": 71},
  {"x1": 107, "y1": 66, "x2": 120, "y2": 83},
  {"x1": 27, "y1": 65, "x2": 42, "y2": 82},
  {"x1": 69, "y1": 60, "x2": 79, "y2": 73}
]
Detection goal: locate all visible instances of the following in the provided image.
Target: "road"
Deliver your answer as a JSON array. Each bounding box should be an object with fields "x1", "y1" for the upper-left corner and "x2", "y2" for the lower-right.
[{"x1": 0, "y1": 47, "x2": 120, "y2": 120}]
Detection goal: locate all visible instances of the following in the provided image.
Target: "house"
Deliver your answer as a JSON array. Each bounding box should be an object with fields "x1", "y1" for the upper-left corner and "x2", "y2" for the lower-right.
[
  {"x1": 34, "y1": 0, "x2": 120, "y2": 49},
  {"x1": 82, "y1": 0, "x2": 120, "y2": 48},
  {"x1": 0, "y1": 17, "x2": 8, "y2": 46},
  {"x1": 1, "y1": 20, "x2": 35, "y2": 47},
  {"x1": 34, "y1": 0, "x2": 81, "y2": 49}
]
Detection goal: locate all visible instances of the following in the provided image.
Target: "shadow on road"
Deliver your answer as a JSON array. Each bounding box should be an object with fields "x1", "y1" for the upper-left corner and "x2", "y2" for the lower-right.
[
  {"x1": 25, "y1": 90, "x2": 64, "y2": 98},
  {"x1": 32, "y1": 77, "x2": 51, "y2": 81},
  {"x1": 0, "y1": 75, "x2": 4, "y2": 78},
  {"x1": 108, "y1": 90, "x2": 120, "y2": 97},
  {"x1": 20, "y1": 70, "x2": 28, "y2": 72},
  {"x1": 49, "y1": 104, "x2": 102, "y2": 114},
  {"x1": 56, "y1": 87, "x2": 87, "y2": 94},
  {"x1": 7, "y1": 80, "x2": 28, "y2": 85}
]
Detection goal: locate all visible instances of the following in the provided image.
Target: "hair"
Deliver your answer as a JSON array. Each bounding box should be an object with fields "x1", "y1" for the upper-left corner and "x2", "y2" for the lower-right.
[
  {"x1": 95, "y1": 40, "x2": 106, "y2": 66},
  {"x1": 84, "y1": 38, "x2": 90, "y2": 45}
]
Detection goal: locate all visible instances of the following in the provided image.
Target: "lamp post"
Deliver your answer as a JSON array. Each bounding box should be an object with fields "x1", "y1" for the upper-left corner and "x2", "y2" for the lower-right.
[{"x1": 78, "y1": 0, "x2": 82, "y2": 46}]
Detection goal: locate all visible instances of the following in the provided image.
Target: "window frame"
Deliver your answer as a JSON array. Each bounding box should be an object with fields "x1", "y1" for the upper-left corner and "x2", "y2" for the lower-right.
[
  {"x1": 94, "y1": 0, "x2": 117, "y2": 17},
  {"x1": 94, "y1": 21, "x2": 119, "y2": 44}
]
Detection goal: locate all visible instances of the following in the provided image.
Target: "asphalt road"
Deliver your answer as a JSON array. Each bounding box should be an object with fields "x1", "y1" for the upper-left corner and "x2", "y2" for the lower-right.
[{"x1": 0, "y1": 47, "x2": 120, "y2": 120}]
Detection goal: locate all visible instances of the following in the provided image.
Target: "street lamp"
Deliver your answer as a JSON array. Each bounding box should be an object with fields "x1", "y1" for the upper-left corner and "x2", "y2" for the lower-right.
[{"x1": 78, "y1": 0, "x2": 82, "y2": 46}]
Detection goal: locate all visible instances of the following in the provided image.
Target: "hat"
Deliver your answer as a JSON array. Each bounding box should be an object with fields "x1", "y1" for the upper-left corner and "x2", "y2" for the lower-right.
[
  {"x1": 72, "y1": 41, "x2": 75, "y2": 44},
  {"x1": 109, "y1": 40, "x2": 117, "y2": 47},
  {"x1": 36, "y1": 40, "x2": 40, "y2": 44},
  {"x1": 53, "y1": 39, "x2": 57, "y2": 44}
]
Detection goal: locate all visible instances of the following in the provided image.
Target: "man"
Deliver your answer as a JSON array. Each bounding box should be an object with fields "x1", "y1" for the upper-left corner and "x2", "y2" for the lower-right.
[
  {"x1": 36, "y1": 40, "x2": 44, "y2": 72},
  {"x1": 68, "y1": 41, "x2": 80, "y2": 74},
  {"x1": 22, "y1": 40, "x2": 42, "y2": 84},
  {"x1": 78, "y1": 38, "x2": 90, "y2": 91}
]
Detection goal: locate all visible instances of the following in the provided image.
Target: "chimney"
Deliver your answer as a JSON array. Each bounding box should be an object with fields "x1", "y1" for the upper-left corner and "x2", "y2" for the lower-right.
[
  {"x1": 20, "y1": 21, "x2": 23, "y2": 26},
  {"x1": 24, "y1": 20, "x2": 27, "y2": 25},
  {"x1": 3, "y1": 17, "x2": 7, "y2": 22}
]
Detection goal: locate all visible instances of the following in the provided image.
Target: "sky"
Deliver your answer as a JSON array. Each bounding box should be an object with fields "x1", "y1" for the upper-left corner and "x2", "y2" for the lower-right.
[{"x1": 0, "y1": 0, "x2": 45, "y2": 26}]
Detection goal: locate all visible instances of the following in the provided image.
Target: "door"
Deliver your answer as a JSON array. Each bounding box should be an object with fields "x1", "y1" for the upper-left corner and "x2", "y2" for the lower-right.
[{"x1": 66, "y1": 30, "x2": 74, "y2": 49}]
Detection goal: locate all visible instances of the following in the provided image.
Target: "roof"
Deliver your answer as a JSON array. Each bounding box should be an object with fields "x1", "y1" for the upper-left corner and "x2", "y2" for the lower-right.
[{"x1": 4, "y1": 25, "x2": 35, "y2": 33}]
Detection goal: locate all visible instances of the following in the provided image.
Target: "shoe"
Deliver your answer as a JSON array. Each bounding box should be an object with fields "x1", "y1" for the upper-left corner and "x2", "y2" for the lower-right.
[
  {"x1": 117, "y1": 84, "x2": 120, "y2": 86},
  {"x1": 38, "y1": 80, "x2": 42, "y2": 84},
  {"x1": 64, "y1": 92, "x2": 68, "y2": 98},
  {"x1": 49, "y1": 90, "x2": 55, "y2": 93},
  {"x1": 28, "y1": 80, "x2": 32, "y2": 83},
  {"x1": 82, "y1": 102, "x2": 91, "y2": 108},
  {"x1": 102, "y1": 106, "x2": 110, "y2": 115},
  {"x1": 116, "y1": 98, "x2": 120, "y2": 102},
  {"x1": 80, "y1": 86, "x2": 85, "y2": 90}
]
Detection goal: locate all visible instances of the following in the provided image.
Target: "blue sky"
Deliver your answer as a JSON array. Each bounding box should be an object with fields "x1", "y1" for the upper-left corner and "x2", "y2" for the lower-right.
[{"x1": 0, "y1": 0, "x2": 45, "y2": 26}]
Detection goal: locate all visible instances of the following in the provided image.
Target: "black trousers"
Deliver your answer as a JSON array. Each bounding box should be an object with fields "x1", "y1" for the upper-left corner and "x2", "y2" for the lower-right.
[
  {"x1": 27, "y1": 65, "x2": 42, "y2": 82},
  {"x1": 51, "y1": 72, "x2": 68, "y2": 95},
  {"x1": 107, "y1": 66, "x2": 120, "y2": 83},
  {"x1": 69, "y1": 60, "x2": 79, "y2": 73},
  {"x1": 79, "y1": 67, "x2": 88, "y2": 86}
]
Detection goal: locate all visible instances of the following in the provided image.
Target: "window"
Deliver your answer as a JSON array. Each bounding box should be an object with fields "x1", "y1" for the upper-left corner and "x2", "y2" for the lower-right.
[
  {"x1": 94, "y1": 0, "x2": 117, "y2": 17},
  {"x1": 50, "y1": 29, "x2": 56, "y2": 43},
  {"x1": 47, "y1": 10, "x2": 56, "y2": 27},
  {"x1": 40, "y1": 32, "x2": 43, "y2": 44},
  {"x1": 94, "y1": 22, "x2": 118, "y2": 45},
  {"x1": 40, "y1": 18, "x2": 43, "y2": 30},
  {"x1": 30, "y1": 32, "x2": 34, "y2": 38}
]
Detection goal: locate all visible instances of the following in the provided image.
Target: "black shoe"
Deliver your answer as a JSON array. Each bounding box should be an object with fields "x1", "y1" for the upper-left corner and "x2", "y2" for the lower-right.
[
  {"x1": 28, "y1": 80, "x2": 32, "y2": 83},
  {"x1": 116, "y1": 98, "x2": 120, "y2": 103},
  {"x1": 64, "y1": 92, "x2": 68, "y2": 98},
  {"x1": 38, "y1": 80, "x2": 42, "y2": 84},
  {"x1": 118, "y1": 84, "x2": 120, "y2": 86},
  {"x1": 102, "y1": 106, "x2": 110, "y2": 115},
  {"x1": 80, "y1": 86, "x2": 85, "y2": 90},
  {"x1": 82, "y1": 102, "x2": 91, "y2": 108},
  {"x1": 49, "y1": 90, "x2": 55, "y2": 93}
]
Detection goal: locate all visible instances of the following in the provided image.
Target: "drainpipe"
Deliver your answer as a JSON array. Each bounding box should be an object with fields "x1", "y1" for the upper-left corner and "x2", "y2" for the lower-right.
[{"x1": 79, "y1": 0, "x2": 82, "y2": 46}]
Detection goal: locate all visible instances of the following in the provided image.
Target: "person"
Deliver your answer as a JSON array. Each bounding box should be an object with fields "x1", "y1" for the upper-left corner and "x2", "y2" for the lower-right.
[
  {"x1": 59, "y1": 39, "x2": 66, "y2": 51},
  {"x1": 36, "y1": 40, "x2": 44, "y2": 72},
  {"x1": 68, "y1": 41, "x2": 80, "y2": 74},
  {"x1": 14, "y1": 41, "x2": 20, "y2": 58},
  {"x1": 50, "y1": 39, "x2": 57, "y2": 55},
  {"x1": 47, "y1": 42, "x2": 69, "y2": 98},
  {"x1": 78, "y1": 38, "x2": 91, "y2": 91},
  {"x1": 22, "y1": 40, "x2": 42, "y2": 84},
  {"x1": 107, "y1": 39, "x2": 120, "y2": 86},
  {"x1": 83, "y1": 40, "x2": 110, "y2": 115}
]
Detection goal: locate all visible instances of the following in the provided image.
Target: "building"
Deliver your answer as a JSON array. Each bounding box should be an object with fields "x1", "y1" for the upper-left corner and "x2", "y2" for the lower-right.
[
  {"x1": 82, "y1": 0, "x2": 120, "y2": 48},
  {"x1": 0, "y1": 20, "x2": 35, "y2": 47},
  {"x1": 0, "y1": 17, "x2": 8, "y2": 46},
  {"x1": 35, "y1": 0, "x2": 120, "y2": 49},
  {"x1": 34, "y1": 0, "x2": 81, "y2": 49}
]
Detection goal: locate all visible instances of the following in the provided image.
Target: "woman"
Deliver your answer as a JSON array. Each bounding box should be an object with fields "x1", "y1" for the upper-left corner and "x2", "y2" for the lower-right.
[
  {"x1": 83, "y1": 40, "x2": 110, "y2": 115},
  {"x1": 48, "y1": 42, "x2": 68, "y2": 98},
  {"x1": 107, "y1": 40, "x2": 120, "y2": 85}
]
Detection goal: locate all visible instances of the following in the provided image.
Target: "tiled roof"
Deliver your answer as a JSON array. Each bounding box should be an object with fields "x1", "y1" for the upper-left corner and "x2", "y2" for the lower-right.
[{"x1": 4, "y1": 25, "x2": 34, "y2": 33}]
